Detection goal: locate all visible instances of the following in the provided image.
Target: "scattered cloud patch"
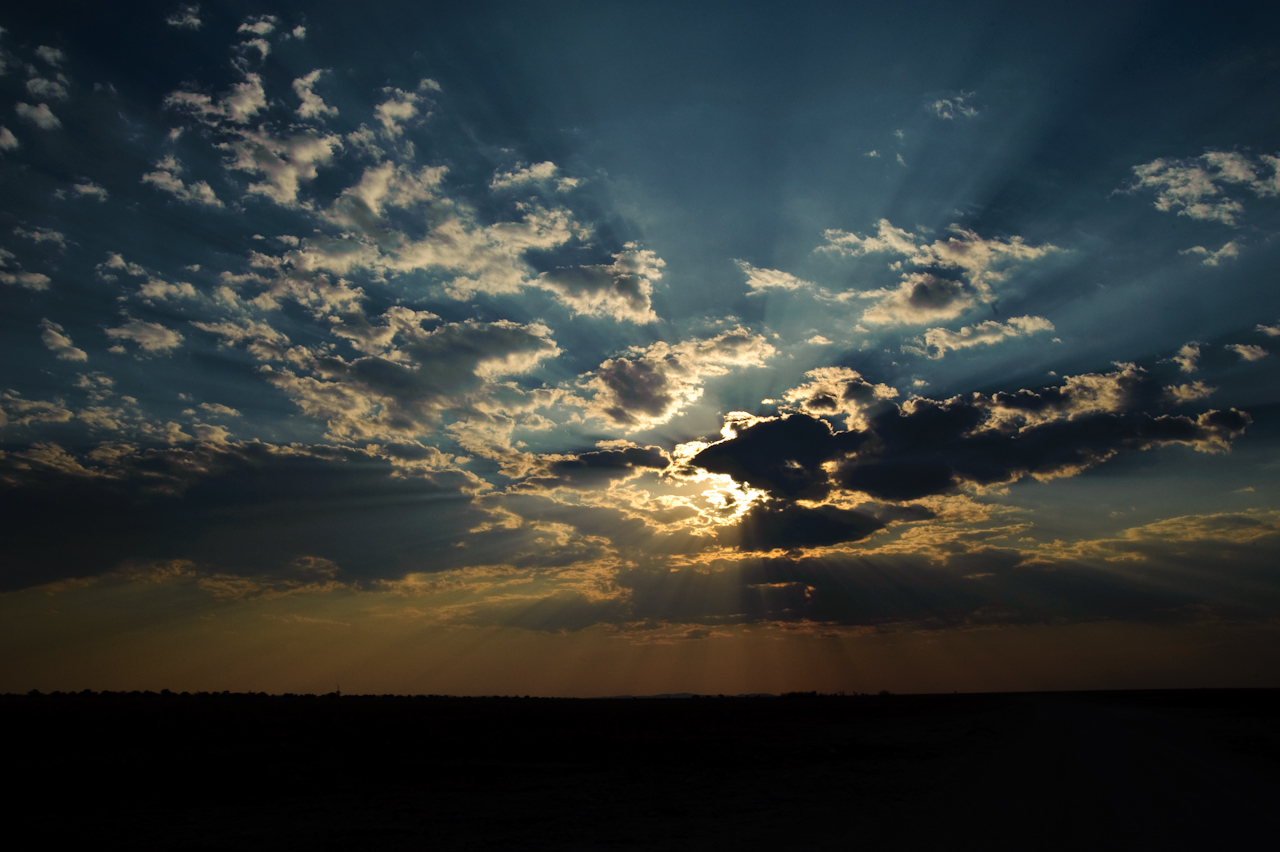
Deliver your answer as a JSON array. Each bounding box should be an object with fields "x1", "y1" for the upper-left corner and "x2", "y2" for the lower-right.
[
  {"x1": 293, "y1": 70, "x2": 337, "y2": 120},
  {"x1": 105, "y1": 318, "x2": 185, "y2": 354},
  {"x1": 1128, "y1": 150, "x2": 1280, "y2": 225},
  {"x1": 1225, "y1": 343, "x2": 1267, "y2": 362},
  {"x1": 0, "y1": 126, "x2": 18, "y2": 151},
  {"x1": 72, "y1": 181, "x2": 108, "y2": 201},
  {"x1": 582, "y1": 327, "x2": 775, "y2": 431},
  {"x1": 1181, "y1": 241, "x2": 1240, "y2": 266},
  {"x1": 40, "y1": 319, "x2": 87, "y2": 361},
  {"x1": 1165, "y1": 381, "x2": 1215, "y2": 404},
  {"x1": 538, "y1": 244, "x2": 664, "y2": 323},
  {"x1": 35, "y1": 46, "x2": 65, "y2": 67},
  {"x1": 165, "y1": 4, "x2": 202, "y2": 29},
  {"x1": 736, "y1": 260, "x2": 815, "y2": 294},
  {"x1": 14, "y1": 226, "x2": 69, "y2": 248},
  {"x1": 141, "y1": 155, "x2": 223, "y2": 207},
  {"x1": 930, "y1": 91, "x2": 977, "y2": 119},
  {"x1": 15, "y1": 102, "x2": 61, "y2": 130},
  {"x1": 0, "y1": 248, "x2": 50, "y2": 290},
  {"x1": 905, "y1": 315, "x2": 1054, "y2": 359}
]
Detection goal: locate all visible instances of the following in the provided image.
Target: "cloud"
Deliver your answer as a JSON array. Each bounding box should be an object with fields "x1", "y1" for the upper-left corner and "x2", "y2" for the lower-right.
[
  {"x1": 537, "y1": 244, "x2": 664, "y2": 323},
  {"x1": 581, "y1": 327, "x2": 775, "y2": 431},
  {"x1": 0, "y1": 248, "x2": 50, "y2": 290},
  {"x1": 819, "y1": 219, "x2": 1058, "y2": 325},
  {"x1": 905, "y1": 315, "x2": 1054, "y2": 359},
  {"x1": 25, "y1": 77, "x2": 68, "y2": 100},
  {"x1": 1128, "y1": 151, "x2": 1280, "y2": 225},
  {"x1": 1180, "y1": 240, "x2": 1240, "y2": 266},
  {"x1": 1257, "y1": 323, "x2": 1280, "y2": 338},
  {"x1": 692, "y1": 365, "x2": 1250, "y2": 518},
  {"x1": 0, "y1": 126, "x2": 17, "y2": 151},
  {"x1": 0, "y1": 392, "x2": 74, "y2": 429},
  {"x1": 164, "y1": 73, "x2": 266, "y2": 126},
  {"x1": 222, "y1": 130, "x2": 342, "y2": 207},
  {"x1": 374, "y1": 87, "x2": 426, "y2": 137},
  {"x1": 1169, "y1": 342, "x2": 1201, "y2": 373},
  {"x1": 166, "y1": 4, "x2": 202, "y2": 29},
  {"x1": 1165, "y1": 382, "x2": 1215, "y2": 404},
  {"x1": 259, "y1": 316, "x2": 562, "y2": 441},
  {"x1": 293, "y1": 70, "x2": 337, "y2": 120},
  {"x1": 1225, "y1": 343, "x2": 1267, "y2": 362},
  {"x1": 729, "y1": 503, "x2": 884, "y2": 552},
  {"x1": 930, "y1": 91, "x2": 977, "y2": 119},
  {"x1": 39, "y1": 319, "x2": 87, "y2": 361},
  {"x1": 0, "y1": 440, "x2": 496, "y2": 591},
  {"x1": 516, "y1": 446, "x2": 669, "y2": 492},
  {"x1": 190, "y1": 317, "x2": 291, "y2": 360},
  {"x1": 15, "y1": 102, "x2": 60, "y2": 130},
  {"x1": 491, "y1": 161, "x2": 556, "y2": 189},
  {"x1": 237, "y1": 15, "x2": 278, "y2": 36},
  {"x1": 35, "y1": 46, "x2": 65, "y2": 67},
  {"x1": 105, "y1": 318, "x2": 185, "y2": 354},
  {"x1": 14, "y1": 226, "x2": 68, "y2": 248},
  {"x1": 72, "y1": 181, "x2": 108, "y2": 201},
  {"x1": 197, "y1": 402, "x2": 241, "y2": 418},
  {"x1": 769, "y1": 366, "x2": 898, "y2": 431},
  {"x1": 736, "y1": 261, "x2": 815, "y2": 294},
  {"x1": 141, "y1": 155, "x2": 223, "y2": 207}
]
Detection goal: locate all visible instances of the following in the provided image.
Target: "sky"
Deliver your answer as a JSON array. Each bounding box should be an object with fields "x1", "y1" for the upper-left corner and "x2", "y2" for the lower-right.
[{"x1": 3, "y1": 1, "x2": 1280, "y2": 695}]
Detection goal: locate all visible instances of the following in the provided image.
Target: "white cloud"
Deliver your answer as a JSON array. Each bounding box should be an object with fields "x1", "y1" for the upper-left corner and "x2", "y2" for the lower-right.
[
  {"x1": 164, "y1": 73, "x2": 266, "y2": 126},
  {"x1": 237, "y1": 15, "x2": 279, "y2": 36},
  {"x1": 289, "y1": 25, "x2": 306, "y2": 40},
  {"x1": 40, "y1": 319, "x2": 87, "y2": 361},
  {"x1": 1169, "y1": 342, "x2": 1201, "y2": 373},
  {"x1": 491, "y1": 161, "x2": 560, "y2": 190},
  {"x1": 1257, "y1": 323, "x2": 1280, "y2": 338},
  {"x1": 772, "y1": 366, "x2": 897, "y2": 430},
  {"x1": 293, "y1": 70, "x2": 337, "y2": 120},
  {"x1": 1128, "y1": 150, "x2": 1280, "y2": 225},
  {"x1": 166, "y1": 4, "x2": 202, "y2": 29},
  {"x1": 905, "y1": 315, "x2": 1055, "y2": 359},
  {"x1": 105, "y1": 319, "x2": 185, "y2": 354},
  {"x1": 0, "y1": 248, "x2": 50, "y2": 290},
  {"x1": 26, "y1": 77, "x2": 68, "y2": 100},
  {"x1": 222, "y1": 129, "x2": 342, "y2": 207},
  {"x1": 72, "y1": 181, "x2": 108, "y2": 201},
  {"x1": 819, "y1": 219, "x2": 1059, "y2": 326},
  {"x1": 141, "y1": 155, "x2": 224, "y2": 207},
  {"x1": 35, "y1": 46, "x2": 65, "y2": 67},
  {"x1": 736, "y1": 260, "x2": 815, "y2": 293},
  {"x1": 198, "y1": 402, "x2": 241, "y2": 417},
  {"x1": 15, "y1": 102, "x2": 61, "y2": 130},
  {"x1": 931, "y1": 91, "x2": 977, "y2": 119},
  {"x1": 263, "y1": 317, "x2": 562, "y2": 442},
  {"x1": 1165, "y1": 381, "x2": 1215, "y2": 404},
  {"x1": 374, "y1": 88, "x2": 422, "y2": 137},
  {"x1": 1180, "y1": 240, "x2": 1239, "y2": 266},
  {"x1": 0, "y1": 126, "x2": 18, "y2": 151},
  {"x1": 1225, "y1": 343, "x2": 1268, "y2": 362},
  {"x1": 581, "y1": 327, "x2": 775, "y2": 431},
  {"x1": 537, "y1": 244, "x2": 664, "y2": 323},
  {"x1": 14, "y1": 226, "x2": 68, "y2": 248}
]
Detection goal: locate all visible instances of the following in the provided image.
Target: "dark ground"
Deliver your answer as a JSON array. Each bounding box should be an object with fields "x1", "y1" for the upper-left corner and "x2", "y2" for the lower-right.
[{"x1": 6, "y1": 689, "x2": 1279, "y2": 850}]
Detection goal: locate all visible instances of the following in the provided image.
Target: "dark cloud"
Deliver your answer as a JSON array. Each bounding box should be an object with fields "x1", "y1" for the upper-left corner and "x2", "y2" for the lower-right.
[
  {"x1": 727, "y1": 503, "x2": 884, "y2": 552},
  {"x1": 690, "y1": 368, "x2": 1251, "y2": 543},
  {"x1": 0, "y1": 441, "x2": 491, "y2": 591},
  {"x1": 517, "y1": 446, "x2": 668, "y2": 491},
  {"x1": 691, "y1": 415, "x2": 863, "y2": 500}
]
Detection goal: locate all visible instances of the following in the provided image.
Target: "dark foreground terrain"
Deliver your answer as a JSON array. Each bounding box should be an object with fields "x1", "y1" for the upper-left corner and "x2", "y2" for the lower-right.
[{"x1": 7, "y1": 689, "x2": 1279, "y2": 850}]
